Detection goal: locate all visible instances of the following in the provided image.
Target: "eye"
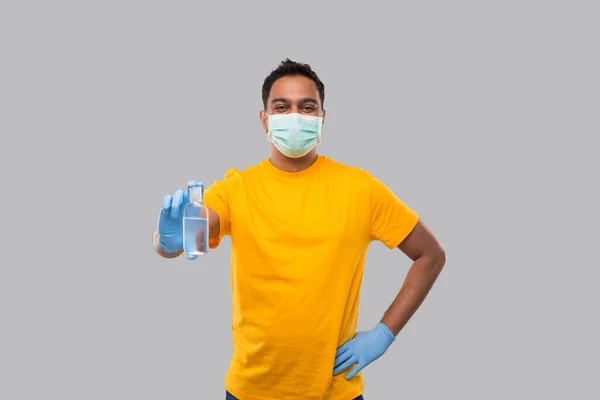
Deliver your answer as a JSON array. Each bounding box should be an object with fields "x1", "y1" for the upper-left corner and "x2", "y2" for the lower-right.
[{"x1": 302, "y1": 105, "x2": 316, "y2": 112}]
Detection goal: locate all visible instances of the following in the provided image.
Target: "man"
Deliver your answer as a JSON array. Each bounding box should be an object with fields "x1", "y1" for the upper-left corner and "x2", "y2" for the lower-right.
[{"x1": 152, "y1": 59, "x2": 446, "y2": 400}]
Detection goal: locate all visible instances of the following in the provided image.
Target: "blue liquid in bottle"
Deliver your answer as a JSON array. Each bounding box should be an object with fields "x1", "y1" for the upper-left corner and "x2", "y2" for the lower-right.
[{"x1": 183, "y1": 184, "x2": 209, "y2": 256}]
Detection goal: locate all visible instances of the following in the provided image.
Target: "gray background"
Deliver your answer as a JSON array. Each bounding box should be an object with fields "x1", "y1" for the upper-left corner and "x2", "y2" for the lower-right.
[{"x1": 1, "y1": 1, "x2": 599, "y2": 399}]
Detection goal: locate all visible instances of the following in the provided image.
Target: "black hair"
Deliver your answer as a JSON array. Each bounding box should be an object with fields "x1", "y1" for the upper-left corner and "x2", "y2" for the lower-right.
[{"x1": 261, "y1": 58, "x2": 325, "y2": 110}]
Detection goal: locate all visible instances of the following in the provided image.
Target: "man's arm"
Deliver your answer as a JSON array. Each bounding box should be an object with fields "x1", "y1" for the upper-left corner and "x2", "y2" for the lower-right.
[
  {"x1": 380, "y1": 220, "x2": 446, "y2": 336},
  {"x1": 152, "y1": 207, "x2": 221, "y2": 259},
  {"x1": 333, "y1": 219, "x2": 445, "y2": 379}
]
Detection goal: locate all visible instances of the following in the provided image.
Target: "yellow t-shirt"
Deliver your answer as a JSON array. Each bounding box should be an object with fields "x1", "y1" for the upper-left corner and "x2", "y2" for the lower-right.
[{"x1": 203, "y1": 155, "x2": 419, "y2": 400}]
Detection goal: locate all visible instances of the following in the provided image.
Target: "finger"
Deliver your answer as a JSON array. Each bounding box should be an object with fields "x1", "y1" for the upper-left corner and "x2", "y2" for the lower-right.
[
  {"x1": 333, "y1": 354, "x2": 357, "y2": 376},
  {"x1": 345, "y1": 363, "x2": 364, "y2": 380},
  {"x1": 161, "y1": 194, "x2": 172, "y2": 215},
  {"x1": 334, "y1": 346, "x2": 352, "y2": 368},
  {"x1": 171, "y1": 189, "x2": 184, "y2": 218},
  {"x1": 335, "y1": 342, "x2": 350, "y2": 357}
]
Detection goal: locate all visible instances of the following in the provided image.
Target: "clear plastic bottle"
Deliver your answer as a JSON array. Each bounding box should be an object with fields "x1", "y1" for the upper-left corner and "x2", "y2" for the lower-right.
[{"x1": 183, "y1": 183, "x2": 209, "y2": 257}]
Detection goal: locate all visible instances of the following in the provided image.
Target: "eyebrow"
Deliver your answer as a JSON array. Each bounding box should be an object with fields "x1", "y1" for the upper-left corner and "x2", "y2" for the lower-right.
[{"x1": 270, "y1": 97, "x2": 319, "y2": 105}]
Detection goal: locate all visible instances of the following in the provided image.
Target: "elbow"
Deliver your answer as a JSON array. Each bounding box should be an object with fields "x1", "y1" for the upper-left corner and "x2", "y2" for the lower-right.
[
  {"x1": 415, "y1": 245, "x2": 446, "y2": 273},
  {"x1": 437, "y1": 246, "x2": 447, "y2": 270},
  {"x1": 432, "y1": 245, "x2": 446, "y2": 271}
]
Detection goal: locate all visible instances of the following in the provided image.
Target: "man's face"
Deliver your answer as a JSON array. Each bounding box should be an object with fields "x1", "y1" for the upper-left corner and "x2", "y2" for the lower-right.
[{"x1": 260, "y1": 75, "x2": 325, "y2": 133}]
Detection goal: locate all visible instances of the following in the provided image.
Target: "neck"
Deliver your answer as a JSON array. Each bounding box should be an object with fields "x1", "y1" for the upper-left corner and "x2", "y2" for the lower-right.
[{"x1": 269, "y1": 146, "x2": 319, "y2": 172}]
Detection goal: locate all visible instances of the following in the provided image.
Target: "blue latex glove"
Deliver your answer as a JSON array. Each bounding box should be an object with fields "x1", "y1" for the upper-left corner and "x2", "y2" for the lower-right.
[
  {"x1": 333, "y1": 322, "x2": 396, "y2": 380},
  {"x1": 157, "y1": 180, "x2": 202, "y2": 260}
]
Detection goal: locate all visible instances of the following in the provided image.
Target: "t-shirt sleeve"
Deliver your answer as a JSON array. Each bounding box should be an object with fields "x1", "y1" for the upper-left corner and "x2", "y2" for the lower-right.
[
  {"x1": 369, "y1": 174, "x2": 420, "y2": 249},
  {"x1": 203, "y1": 170, "x2": 237, "y2": 249}
]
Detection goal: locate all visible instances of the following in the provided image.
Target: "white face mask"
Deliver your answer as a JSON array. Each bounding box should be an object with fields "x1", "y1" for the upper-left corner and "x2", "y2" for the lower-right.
[{"x1": 265, "y1": 112, "x2": 323, "y2": 158}]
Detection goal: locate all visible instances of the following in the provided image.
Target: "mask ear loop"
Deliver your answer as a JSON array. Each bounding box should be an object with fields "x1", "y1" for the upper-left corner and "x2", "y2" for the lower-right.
[{"x1": 316, "y1": 114, "x2": 323, "y2": 145}]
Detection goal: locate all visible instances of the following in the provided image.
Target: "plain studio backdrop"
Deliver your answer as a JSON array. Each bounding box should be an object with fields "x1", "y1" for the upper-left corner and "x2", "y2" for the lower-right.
[{"x1": 1, "y1": 1, "x2": 598, "y2": 399}]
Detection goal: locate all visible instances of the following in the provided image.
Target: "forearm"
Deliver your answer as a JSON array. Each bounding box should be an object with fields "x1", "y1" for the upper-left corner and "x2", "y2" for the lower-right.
[
  {"x1": 380, "y1": 251, "x2": 446, "y2": 336},
  {"x1": 207, "y1": 207, "x2": 221, "y2": 240}
]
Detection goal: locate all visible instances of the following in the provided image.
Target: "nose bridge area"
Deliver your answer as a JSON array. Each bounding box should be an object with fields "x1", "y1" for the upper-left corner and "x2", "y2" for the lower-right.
[{"x1": 289, "y1": 101, "x2": 301, "y2": 113}]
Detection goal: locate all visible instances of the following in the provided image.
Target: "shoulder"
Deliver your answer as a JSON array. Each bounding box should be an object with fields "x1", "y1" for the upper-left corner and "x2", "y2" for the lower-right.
[
  {"x1": 208, "y1": 160, "x2": 267, "y2": 189},
  {"x1": 318, "y1": 156, "x2": 380, "y2": 202},
  {"x1": 321, "y1": 155, "x2": 374, "y2": 182},
  {"x1": 222, "y1": 160, "x2": 266, "y2": 181},
  {"x1": 320, "y1": 156, "x2": 404, "y2": 201}
]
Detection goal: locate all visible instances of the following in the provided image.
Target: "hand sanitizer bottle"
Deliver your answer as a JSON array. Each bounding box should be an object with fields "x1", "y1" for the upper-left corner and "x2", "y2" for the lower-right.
[{"x1": 183, "y1": 183, "x2": 209, "y2": 257}]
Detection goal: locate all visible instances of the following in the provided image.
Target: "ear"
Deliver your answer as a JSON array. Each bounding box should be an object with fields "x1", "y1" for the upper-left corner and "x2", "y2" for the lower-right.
[{"x1": 260, "y1": 110, "x2": 268, "y2": 133}]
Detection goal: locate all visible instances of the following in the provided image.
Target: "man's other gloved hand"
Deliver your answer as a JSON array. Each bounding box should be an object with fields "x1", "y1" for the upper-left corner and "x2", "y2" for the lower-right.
[{"x1": 333, "y1": 322, "x2": 396, "y2": 380}]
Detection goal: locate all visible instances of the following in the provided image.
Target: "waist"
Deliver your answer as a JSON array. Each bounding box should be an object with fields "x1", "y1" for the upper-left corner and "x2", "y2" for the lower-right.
[{"x1": 226, "y1": 357, "x2": 364, "y2": 400}]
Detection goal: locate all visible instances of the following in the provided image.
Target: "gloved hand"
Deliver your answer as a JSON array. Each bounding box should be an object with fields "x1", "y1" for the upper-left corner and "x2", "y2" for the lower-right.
[
  {"x1": 157, "y1": 180, "x2": 202, "y2": 260},
  {"x1": 333, "y1": 322, "x2": 396, "y2": 380}
]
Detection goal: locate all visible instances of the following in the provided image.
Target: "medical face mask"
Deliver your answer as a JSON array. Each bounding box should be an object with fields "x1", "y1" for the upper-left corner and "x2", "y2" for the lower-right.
[{"x1": 266, "y1": 112, "x2": 323, "y2": 158}]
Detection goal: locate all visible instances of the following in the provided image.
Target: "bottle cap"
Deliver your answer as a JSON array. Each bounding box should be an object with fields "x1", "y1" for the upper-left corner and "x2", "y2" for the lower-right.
[{"x1": 189, "y1": 186, "x2": 203, "y2": 203}]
